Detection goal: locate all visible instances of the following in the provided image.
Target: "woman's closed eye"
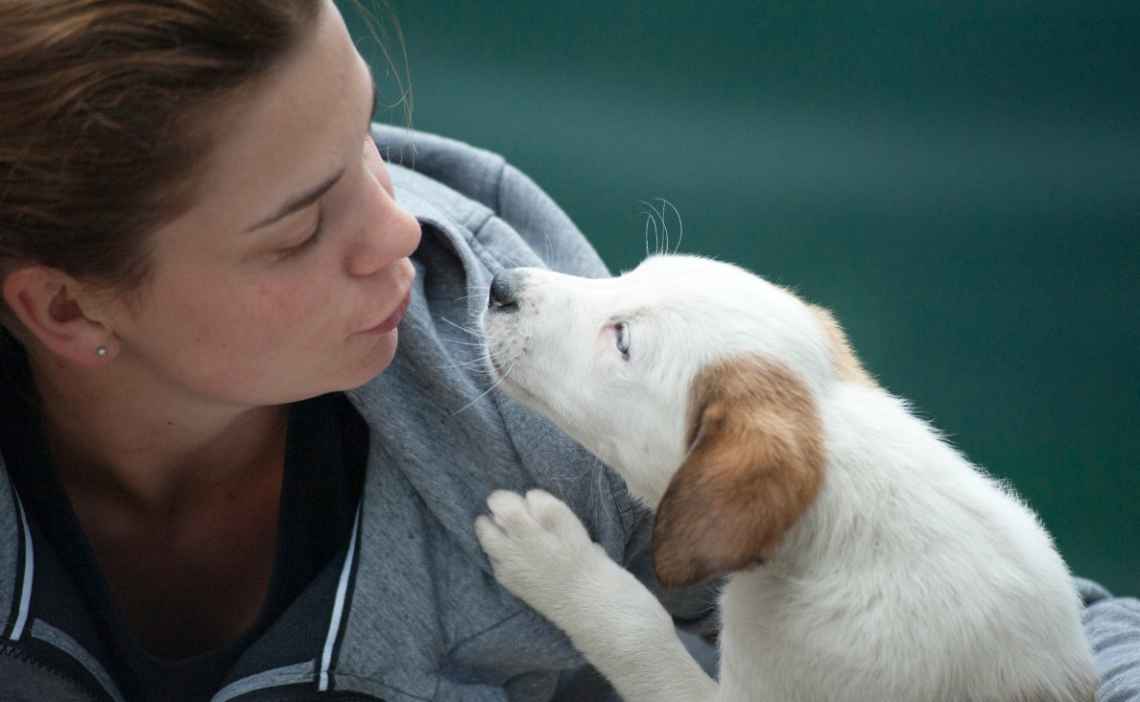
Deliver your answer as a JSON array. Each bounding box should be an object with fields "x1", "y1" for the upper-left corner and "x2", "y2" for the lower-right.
[{"x1": 274, "y1": 210, "x2": 325, "y2": 260}]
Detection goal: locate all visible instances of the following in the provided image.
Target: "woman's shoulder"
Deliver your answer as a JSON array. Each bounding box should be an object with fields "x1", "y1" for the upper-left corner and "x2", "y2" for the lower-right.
[{"x1": 373, "y1": 124, "x2": 610, "y2": 281}]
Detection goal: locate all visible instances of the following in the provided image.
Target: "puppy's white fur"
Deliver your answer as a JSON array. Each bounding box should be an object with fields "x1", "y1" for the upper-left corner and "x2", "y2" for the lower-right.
[{"x1": 475, "y1": 255, "x2": 1096, "y2": 702}]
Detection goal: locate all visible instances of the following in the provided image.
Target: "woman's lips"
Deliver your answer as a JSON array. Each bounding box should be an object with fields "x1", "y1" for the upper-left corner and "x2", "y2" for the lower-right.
[{"x1": 359, "y1": 290, "x2": 412, "y2": 335}]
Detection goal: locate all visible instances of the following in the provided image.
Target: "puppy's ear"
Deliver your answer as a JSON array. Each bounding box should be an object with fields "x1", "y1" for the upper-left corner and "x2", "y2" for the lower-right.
[
  {"x1": 807, "y1": 304, "x2": 876, "y2": 387},
  {"x1": 652, "y1": 356, "x2": 825, "y2": 588}
]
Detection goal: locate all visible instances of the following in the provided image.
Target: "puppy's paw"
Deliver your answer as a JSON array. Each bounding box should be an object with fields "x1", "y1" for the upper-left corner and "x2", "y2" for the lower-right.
[{"x1": 475, "y1": 489, "x2": 604, "y2": 616}]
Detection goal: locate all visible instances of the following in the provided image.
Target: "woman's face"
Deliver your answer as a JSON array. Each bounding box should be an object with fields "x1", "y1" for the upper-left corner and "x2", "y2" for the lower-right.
[{"x1": 102, "y1": 0, "x2": 422, "y2": 407}]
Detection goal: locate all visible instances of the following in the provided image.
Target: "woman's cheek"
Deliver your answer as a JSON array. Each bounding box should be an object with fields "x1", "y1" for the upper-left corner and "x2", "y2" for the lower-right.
[{"x1": 250, "y1": 277, "x2": 316, "y2": 325}]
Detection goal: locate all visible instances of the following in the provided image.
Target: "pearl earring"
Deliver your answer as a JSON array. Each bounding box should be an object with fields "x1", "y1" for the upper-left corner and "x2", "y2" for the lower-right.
[{"x1": 96, "y1": 346, "x2": 109, "y2": 358}]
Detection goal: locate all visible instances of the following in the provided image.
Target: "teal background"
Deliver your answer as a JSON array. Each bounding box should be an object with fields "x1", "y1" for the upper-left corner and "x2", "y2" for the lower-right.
[{"x1": 342, "y1": 1, "x2": 1138, "y2": 594}]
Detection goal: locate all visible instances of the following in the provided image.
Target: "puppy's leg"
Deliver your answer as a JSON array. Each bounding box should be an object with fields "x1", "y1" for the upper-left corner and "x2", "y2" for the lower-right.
[{"x1": 476, "y1": 489, "x2": 719, "y2": 702}]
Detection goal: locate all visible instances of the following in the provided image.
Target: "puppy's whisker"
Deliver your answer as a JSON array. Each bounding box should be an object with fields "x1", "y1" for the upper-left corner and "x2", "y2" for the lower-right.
[
  {"x1": 657, "y1": 197, "x2": 684, "y2": 254},
  {"x1": 450, "y1": 356, "x2": 520, "y2": 416},
  {"x1": 644, "y1": 211, "x2": 652, "y2": 259},
  {"x1": 452, "y1": 286, "x2": 492, "y2": 304},
  {"x1": 465, "y1": 347, "x2": 504, "y2": 373},
  {"x1": 440, "y1": 338, "x2": 488, "y2": 348},
  {"x1": 641, "y1": 199, "x2": 667, "y2": 256},
  {"x1": 429, "y1": 354, "x2": 494, "y2": 372},
  {"x1": 642, "y1": 206, "x2": 661, "y2": 257},
  {"x1": 440, "y1": 315, "x2": 485, "y2": 339},
  {"x1": 455, "y1": 355, "x2": 501, "y2": 373}
]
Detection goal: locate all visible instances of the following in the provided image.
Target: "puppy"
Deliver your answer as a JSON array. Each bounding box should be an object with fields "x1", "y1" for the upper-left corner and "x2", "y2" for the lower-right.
[{"x1": 474, "y1": 255, "x2": 1097, "y2": 702}]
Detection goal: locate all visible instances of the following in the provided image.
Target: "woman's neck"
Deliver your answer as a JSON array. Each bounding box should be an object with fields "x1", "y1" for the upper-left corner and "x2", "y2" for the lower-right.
[{"x1": 26, "y1": 347, "x2": 289, "y2": 515}]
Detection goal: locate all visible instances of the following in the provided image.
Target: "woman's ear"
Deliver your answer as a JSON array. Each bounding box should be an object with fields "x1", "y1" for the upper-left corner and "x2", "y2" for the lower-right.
[
  {"x1": 652, "y1": 356, "x2": 826, "y2": 588},
  {"x1": 2, "y1": 265, "x2": 118, "y2": 367}
]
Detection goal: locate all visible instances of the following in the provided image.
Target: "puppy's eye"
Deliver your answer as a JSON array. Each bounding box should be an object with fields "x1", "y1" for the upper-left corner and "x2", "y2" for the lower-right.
[{"x1": 615, "y1": 322, "x2": 631, "y2": 359}]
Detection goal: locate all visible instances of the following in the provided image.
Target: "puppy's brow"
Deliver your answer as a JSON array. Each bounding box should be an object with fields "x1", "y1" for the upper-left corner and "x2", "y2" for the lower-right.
[{"x1": 606, "y1": 307, "x2": 652, "y2": 325}]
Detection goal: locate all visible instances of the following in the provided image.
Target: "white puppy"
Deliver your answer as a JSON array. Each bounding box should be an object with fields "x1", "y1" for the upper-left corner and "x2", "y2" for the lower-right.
[{"x1": 474, "y1": 255, "x2": 1097, "y2": 702}]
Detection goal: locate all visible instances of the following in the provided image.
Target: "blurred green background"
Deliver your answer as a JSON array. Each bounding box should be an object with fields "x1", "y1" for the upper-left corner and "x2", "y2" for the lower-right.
[{"x1": 341, "y1": 1, "x2": 1138, "y2": 594}]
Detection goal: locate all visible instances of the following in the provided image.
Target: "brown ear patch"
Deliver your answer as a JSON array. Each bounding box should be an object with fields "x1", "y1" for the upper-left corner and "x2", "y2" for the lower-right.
[
  {"x1": 808, "y1": 304, "x2": 876, "y2": 386},
  {"x1": 652, "y1": 356, "x2": 826, "y2": 588}
]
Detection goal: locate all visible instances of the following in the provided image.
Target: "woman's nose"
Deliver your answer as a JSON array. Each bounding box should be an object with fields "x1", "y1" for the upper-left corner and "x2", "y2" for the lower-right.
[{"x1": 347, "y1": 189, "x2": 422, "y2": 278}]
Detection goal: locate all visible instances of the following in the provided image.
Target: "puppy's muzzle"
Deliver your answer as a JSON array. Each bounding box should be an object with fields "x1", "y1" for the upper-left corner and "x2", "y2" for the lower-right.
[{"x1": 489, "y1": 270, "x2": 523, "y2": 312}]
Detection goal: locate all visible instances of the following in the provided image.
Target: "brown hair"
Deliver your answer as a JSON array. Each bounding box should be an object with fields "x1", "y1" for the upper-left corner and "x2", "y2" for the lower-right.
[{"x1": 0, "y1": 0, "x2": 322, "y2": 311}]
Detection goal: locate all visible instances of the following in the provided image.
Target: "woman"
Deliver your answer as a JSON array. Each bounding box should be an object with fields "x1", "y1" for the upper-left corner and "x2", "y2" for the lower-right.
[
  {"x1": 0, "y1": 1, "x2": 1134, "y2": 701},
  {"x1": 0, "y1": 1, "x2": 715, "y2": 699}
]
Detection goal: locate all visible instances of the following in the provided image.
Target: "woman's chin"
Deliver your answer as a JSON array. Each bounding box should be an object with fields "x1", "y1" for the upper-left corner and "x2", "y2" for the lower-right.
[
  {"x1": 317, "y1": 327, "x2": 401, "y2": 397},
  {"x1": 352, "y1": 327, "x2": 400, "y2": 384}
]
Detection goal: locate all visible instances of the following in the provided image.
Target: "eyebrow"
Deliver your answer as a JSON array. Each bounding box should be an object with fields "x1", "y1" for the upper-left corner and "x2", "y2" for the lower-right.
[{"x1": 245, "y1": 77, "x2": 379, "y2": 233}]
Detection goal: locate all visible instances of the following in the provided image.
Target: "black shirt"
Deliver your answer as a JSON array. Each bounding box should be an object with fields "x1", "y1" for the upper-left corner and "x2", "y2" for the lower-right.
[{"x1": 0, "y1": 348, "x2": 367, "y2": 701}]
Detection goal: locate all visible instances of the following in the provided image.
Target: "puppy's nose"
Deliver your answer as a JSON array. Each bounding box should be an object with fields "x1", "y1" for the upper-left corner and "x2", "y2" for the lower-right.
[{"x1": 489, "y1": 271, "x2": 520, "y2": 310}]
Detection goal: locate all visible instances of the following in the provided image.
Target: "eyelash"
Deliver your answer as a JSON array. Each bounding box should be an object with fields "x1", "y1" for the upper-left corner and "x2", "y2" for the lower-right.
[{"x1": 278, "y1": 210, "x2": 325, "y2": 259}]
